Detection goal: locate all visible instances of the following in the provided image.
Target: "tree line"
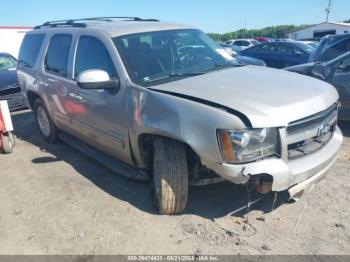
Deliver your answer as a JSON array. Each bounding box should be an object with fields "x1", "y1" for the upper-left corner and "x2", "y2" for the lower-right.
[
  {"x1": 209, "y1": 19, "x2": 350, "y2": 42},
  {"x1": 208, "y1": 24, "x2": 312, "y2": 42}
]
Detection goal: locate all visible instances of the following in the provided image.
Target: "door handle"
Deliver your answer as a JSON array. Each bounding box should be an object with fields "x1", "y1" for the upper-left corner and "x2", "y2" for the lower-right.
[{"x1": 69, "y1": 93, "x2": 83, "y2": 103}]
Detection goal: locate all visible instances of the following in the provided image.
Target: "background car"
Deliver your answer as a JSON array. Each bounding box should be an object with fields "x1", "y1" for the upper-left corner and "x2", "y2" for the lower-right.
[
  {"x1": 254, "y1": 36, "x2": 272, "y2": 43},
  {"x1": 218, "y1": 43, "x2": 266, "y2": 66},
  {"x1": 240, "y1": 41, "x2": 314, "y2": 68},
  {"x1": 285, "y1": 51, "x2": 350, "y2": 121},
  {"x1": 0, "y1": 52, "x2": 26, "y2": 111},
  {"x1": 226, "y1": 39, "x2": 260, "y2": 49},
  {"x1": 309, "y1": 33, "x2": 350, "y2": 63}
]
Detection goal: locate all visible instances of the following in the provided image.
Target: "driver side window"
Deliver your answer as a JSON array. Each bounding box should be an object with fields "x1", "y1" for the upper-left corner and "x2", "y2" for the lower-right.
[{"x1": 75, "y1": 36, "x2": 117, "y2": 79}]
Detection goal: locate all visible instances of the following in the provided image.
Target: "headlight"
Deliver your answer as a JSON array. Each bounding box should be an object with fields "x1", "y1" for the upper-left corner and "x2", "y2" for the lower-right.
[{"x1": 217, "y1": 128, "x2": 279, "y2": 163}]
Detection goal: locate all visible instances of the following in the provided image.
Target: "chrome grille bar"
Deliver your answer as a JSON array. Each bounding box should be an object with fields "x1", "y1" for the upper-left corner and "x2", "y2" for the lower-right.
[{"x1": 286, "y1": 103, "x2": 338, "y2": 160}]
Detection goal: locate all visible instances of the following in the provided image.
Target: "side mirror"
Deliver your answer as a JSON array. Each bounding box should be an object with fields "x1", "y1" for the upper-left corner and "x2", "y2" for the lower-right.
[
  {"x1": 77, "y1": 69, "x2": 120, "y2": 92},
  {"x1": 337, "y1": 58, "x2": 350, "y2": 71}
]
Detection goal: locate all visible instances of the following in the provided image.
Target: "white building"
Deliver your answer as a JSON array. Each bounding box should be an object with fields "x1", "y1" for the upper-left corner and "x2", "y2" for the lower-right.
[
  {"x1": 0, "y1": 26, "x2": 32, "y2": 58},
  {"x1": 288, "y1": 22, "x2": 350, "y2": 41}
]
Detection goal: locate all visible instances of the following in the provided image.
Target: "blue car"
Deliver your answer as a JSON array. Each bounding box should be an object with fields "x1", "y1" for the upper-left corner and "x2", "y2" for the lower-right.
[{"x1": 240, "y1": 41, "x2": 314, "y2": 69}]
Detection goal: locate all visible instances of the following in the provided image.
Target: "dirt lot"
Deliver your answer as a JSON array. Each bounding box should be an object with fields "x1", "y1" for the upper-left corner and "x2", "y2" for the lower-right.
[{"x1": 0, "y1": 109, "x2": 349, "y2": 255}]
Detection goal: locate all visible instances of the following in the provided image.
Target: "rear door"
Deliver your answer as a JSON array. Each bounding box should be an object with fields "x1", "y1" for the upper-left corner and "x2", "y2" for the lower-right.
[
  {"x1": 276, "y1": 43, "x2": 305, "y2": 68},
  {"x1": 256, "y1": 43, "x2": 278, "y2": 67},
  {"x1": 41, "y1": 34, "x2": 75, "y2": 131}
]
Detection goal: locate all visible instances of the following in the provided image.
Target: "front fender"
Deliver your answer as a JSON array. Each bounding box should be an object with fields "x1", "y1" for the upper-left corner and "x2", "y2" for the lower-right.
[{"x1": 127, "y1": 86, "x2": 247, "y2": 169}]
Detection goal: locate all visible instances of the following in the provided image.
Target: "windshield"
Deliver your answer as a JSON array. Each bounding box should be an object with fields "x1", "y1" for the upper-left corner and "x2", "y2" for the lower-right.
[
  {"x1": 113, "y1": 29, "x2": 241, "y2": 86},
  {"x1": 0, "y1": 54, "x2": 17, "y2": 71},
  {"x1": 309, "y1": 37, "x2": 328, "y2": 62}
]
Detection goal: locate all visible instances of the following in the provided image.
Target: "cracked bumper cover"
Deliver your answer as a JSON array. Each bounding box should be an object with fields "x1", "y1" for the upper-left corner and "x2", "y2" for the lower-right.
[{"x1": 206, "y1": 126, "x2": 343, "y2": 192}]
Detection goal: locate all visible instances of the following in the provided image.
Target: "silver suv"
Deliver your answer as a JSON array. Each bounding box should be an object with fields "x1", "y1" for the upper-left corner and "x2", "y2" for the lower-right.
[{"x1": 17, "y1": 17, "x2": 343, "y2": 215}]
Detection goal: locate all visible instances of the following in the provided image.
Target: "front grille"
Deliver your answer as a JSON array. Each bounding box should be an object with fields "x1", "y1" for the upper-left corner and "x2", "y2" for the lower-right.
[
  {"x1": 287, "y1": 104, "x2": 338, "y2": 160},
  {"x1": 287, "y1": 103, "x2": 338, "y2": 135},
  {"x1": 0, "y1": 92, "x2": 26, "y2": 111}
]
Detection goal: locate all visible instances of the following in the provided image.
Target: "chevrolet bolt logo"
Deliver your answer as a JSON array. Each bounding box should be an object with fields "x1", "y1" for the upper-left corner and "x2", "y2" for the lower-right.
[{"x1": 316, "y1": 122, "x2": 332, "y2": 137}]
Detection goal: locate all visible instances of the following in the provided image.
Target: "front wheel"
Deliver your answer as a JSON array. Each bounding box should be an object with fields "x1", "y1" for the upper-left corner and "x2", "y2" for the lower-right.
[{"x1": 152, "y1": 137, "x2": 188, "y2": 215}]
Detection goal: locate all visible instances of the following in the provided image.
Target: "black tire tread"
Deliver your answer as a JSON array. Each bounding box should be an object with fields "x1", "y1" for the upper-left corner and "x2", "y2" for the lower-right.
[{"x1": 153, "y1": 137, "x2": 188, "y2": 215}]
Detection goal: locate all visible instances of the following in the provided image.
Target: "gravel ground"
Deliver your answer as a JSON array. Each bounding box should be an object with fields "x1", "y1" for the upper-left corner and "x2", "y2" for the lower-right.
[{"x1": 0, "y1": 110, "x2": 349, "y2": 255}]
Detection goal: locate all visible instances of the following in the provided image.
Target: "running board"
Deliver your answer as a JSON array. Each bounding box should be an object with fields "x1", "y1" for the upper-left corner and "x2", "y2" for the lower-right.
[{"x1": 59, "y1": 132, "x2": 149, "y2": 180}]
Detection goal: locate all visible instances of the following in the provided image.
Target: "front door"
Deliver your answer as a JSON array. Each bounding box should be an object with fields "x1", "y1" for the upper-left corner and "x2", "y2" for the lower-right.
[{"x1": 67, "y1": 35, "x2": 132, "y2": 164}]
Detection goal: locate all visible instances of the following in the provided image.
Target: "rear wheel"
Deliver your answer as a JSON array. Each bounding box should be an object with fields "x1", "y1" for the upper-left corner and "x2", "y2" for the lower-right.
[
  {"x1": 34, "y1": 99, "x2": 59, "y2": 143},
  {"x1": 152, "y1": 137, "x2": 188, "y2": 215}
]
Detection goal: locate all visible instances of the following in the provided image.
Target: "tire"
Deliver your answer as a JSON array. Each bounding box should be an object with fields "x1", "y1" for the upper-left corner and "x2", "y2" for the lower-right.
[
  {"x1": 34, "y1": 99, "x2": 59, "y2": 143},
  {"x1": 8, "y1": 132, "x2": 15, "y2": 147},
  {"x1": 1, "y1": 134, "x2": 13, "y2": 154},
  {"x1": 152, "y1": 137, "x2": 188, "y2": 215}
]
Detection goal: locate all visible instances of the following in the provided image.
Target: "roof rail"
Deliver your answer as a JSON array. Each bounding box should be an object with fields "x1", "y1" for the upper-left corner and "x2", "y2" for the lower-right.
[{"x1": 34, "y1": 17, "x2": 160, "y2": 29}]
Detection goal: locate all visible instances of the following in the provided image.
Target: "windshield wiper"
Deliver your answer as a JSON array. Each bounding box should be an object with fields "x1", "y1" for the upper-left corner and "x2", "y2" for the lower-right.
[
  {"x1": 144, "y1": 63, "x2": 240, "y2": 84},
  {"x1": 145, "y1": 71, "x2": 204, "y2": 83},
  {"x1": 202, "y1": 62, "x2": 242, "y2": 72},
  {"x1": 169, "y1": 72, "x2": 204, "y2": 77}
]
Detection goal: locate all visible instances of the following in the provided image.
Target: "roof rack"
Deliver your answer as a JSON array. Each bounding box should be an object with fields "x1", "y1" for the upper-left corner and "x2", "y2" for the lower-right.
[{"x1": 34, "y1": 17, "x2": 160, "y2": 29}]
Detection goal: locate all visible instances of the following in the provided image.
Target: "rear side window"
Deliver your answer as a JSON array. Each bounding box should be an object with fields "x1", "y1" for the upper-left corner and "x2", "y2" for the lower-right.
[
  {"x1": 256, "y1": 43, "x2": 276, "y2": 53},
  {"x1": 18, "y1": 34, "x2": 45, "y2": 68},
  {"x1": 45, "y1": 34, "x2": 72, "y2": 77},
  {"x1": 75, "y1": 36, "x2": 117, "y2": 78}
]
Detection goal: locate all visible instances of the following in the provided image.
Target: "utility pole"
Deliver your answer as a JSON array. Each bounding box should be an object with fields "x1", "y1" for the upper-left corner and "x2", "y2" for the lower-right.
[{"x1": 325, "y1": 0, "x2": 332, "y2": 22}]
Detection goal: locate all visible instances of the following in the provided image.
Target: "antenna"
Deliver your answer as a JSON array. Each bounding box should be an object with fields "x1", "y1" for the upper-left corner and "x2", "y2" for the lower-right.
[{"x1": 325, "y1": 0, "x2": 332, "y2": 22}]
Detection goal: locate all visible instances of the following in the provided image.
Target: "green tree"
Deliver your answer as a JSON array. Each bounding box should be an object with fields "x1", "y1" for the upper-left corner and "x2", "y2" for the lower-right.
[{"x1": 208, "y1": 24, "x2": 312, "y2": 42}]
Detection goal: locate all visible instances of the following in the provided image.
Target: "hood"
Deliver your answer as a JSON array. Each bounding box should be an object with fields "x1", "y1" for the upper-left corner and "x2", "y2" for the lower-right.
[
  {"x1": 0, "y1": 69, "x2": 19, "y2": 92},
  {"x1": 151, "y1": 66, "x2": 339, "y2": 127}
]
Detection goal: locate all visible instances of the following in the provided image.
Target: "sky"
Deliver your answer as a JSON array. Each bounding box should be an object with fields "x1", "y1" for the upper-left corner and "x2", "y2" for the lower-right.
[{"x1": 1, "y1": 0, "x2": 350, "y2": 33}]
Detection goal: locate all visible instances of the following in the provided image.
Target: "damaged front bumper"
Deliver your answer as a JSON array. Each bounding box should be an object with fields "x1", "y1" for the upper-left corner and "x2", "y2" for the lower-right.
[{"x1": 207, "y1": 126, "x2": 343, "y2": 193}]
